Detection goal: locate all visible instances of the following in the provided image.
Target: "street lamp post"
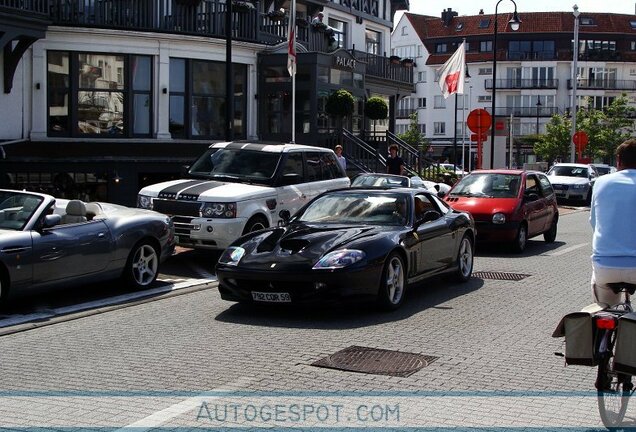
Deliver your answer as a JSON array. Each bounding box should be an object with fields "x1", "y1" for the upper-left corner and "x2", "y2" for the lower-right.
[
  {"x1": 536, "y1": 97, "x2": 542, "y2": 134},
  {"x1": 489, "y1": 0, "x2": 521, "y2": 168},
  {"x1": 570, "y1": 4, "x2": 580, "y2": 162}
]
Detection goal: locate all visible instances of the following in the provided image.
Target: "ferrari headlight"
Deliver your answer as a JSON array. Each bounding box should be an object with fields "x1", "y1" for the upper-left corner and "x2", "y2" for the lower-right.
[
  {"x1": 201, "y1": 202, "x2": 237, "y2": 218},
  {"x1": 313, "y1": 249, "x2": 366, "y2": 270},
  {"x1": 218, "y1": 246, "x2": 245, "y2": 266},
  {"x1": 492, "y1": 213, "x2": 506, "y2": 224},
  {"x1": 137, "y1": 194, "x2": 154, "y2": 209}
]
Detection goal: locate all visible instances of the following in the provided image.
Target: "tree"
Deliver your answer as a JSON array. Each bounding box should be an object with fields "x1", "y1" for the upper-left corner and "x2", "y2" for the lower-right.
[
  {"x1": 364, "y1": 96, "x2": 388, "y2": 135},
  {"x1": 325, "y1": 89, "x2": 354, "y2": 143},
  {"x1": 534, "y1": 114, "x2": 571, "y2": 165},
  {"x1": 398, "y1": 112, "x2": 427, "y2": 149}
]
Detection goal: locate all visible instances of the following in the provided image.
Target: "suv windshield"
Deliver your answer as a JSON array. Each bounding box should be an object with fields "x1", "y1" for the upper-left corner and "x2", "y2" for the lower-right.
[
  {"x1": 451, "y1": 173, "x2": 521, "y2": 198},
  {"x1": 188, "y1": 148, "x2": 281, "y2": 184}
]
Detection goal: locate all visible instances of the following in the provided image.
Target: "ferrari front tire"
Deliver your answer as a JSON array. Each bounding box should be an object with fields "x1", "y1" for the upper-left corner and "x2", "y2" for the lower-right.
[{"x1": 377, "y1": 252, "x2": 406, "y2": 311}]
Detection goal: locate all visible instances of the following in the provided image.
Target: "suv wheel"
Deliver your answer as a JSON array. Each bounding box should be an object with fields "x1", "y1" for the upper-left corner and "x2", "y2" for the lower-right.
[{"x1": 243, "y1": 215, "x2": 268, "y2": 234}]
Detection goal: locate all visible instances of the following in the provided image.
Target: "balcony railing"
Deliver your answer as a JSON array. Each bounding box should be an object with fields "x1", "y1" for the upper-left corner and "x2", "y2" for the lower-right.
[
  {"x1": 351, "y1": 50, "x2": 413, "y2": 85},
  {"x1": 487, "y1": 107, "x2": 560, "y2": 117},
  {"x1": 507, "y1": 51, "x2": 556, "y2": 61},
  {"x1": 0, "y1": 0, "x2": 49, "y2": 15},
  {"x1": 485, "y1": 79, "x2": 558, "y2": 90},
  {"x1": 396, "y1": 108, "x2": 417, "y2": 118},
  {"x1": 567, "y1": 79, "x2": 636, "y2": 90}
]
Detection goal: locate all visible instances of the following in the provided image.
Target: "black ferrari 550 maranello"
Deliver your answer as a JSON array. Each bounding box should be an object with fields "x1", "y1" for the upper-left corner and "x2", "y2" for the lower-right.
[{"x1": 216, "y1": 188, "x2": 475, "y2": 310}]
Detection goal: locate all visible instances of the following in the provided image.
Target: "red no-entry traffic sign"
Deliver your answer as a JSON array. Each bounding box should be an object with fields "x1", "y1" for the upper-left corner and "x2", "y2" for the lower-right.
[{"x1": 466, "y1": 109, "x2": 492, "y2": 133}]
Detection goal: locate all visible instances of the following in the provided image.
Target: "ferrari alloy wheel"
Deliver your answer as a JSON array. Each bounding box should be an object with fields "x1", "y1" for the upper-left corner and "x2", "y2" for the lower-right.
[
  {"x1": 455, "y1": 235, "x2": 474, "y2": 282},
  {"x1": 378, "y1": 253, "x2": 406, "y2": 311},
  {"x1": 124, "y1": 242, "x2": 159, "y2": 289},
  {"x1": 512, "y1": 223, "x2": 527, "y2": 253}
]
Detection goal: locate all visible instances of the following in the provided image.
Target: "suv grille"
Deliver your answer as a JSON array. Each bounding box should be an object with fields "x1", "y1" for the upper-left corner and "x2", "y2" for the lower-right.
[{"x1": 153, "y1": 199, "x2": 202, "y2": 217}]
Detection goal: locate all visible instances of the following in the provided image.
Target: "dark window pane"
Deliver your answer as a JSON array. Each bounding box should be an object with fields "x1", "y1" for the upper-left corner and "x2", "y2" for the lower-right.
[
  {"x1": 133, "y1": 94, "x2": 150, "y2": 134},
  {"x1": 170, "y1": 58, "x2": 186, "y2": 93},
  {"x1": 78, "y1": 54, "x2": 124, "y2": 90},
  {"x1": 132, "y1": 56, "x2": 151, "y2": 91},
  {"x1": 193, "y1": 61, "x2": 225, "y2": 94},
  {"x1": 169, "y1": 95, "x2": 185, "y2": 136},
  {"x1": 77, "y1": 91, "x2": 123, "y2": 134},
  {"x1": 191, "y1": 96, "x2": 224, "y2": 137}
]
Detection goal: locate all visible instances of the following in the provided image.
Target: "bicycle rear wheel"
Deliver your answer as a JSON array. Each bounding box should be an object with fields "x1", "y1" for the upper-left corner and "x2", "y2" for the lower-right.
[{"x1": 597, "y1": 354, "x2": 632, "y2": 428}]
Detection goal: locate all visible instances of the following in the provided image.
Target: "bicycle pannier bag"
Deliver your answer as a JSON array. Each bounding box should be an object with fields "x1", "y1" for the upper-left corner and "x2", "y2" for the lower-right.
[
  {"x1": 563, "y1": 312, "x2": 596, "y2": 366},
  {"x1": 614, "y1": 312, "x2": 636, "y2": 375}
]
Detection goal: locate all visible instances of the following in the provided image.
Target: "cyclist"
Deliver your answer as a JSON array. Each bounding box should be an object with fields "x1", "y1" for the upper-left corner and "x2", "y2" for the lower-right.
[{"x1": 590, "y1": 138, "x2": 636, "y2": 305}]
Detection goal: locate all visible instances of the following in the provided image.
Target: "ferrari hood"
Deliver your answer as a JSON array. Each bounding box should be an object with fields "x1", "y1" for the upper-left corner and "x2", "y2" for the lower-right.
[{"x1": 237, "y1": 223, "x2": 384, "y2": 269}]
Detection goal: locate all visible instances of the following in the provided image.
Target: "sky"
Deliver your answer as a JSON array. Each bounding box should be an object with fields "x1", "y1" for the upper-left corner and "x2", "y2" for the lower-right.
[{"x1": 402, "y1": 0, "x2": 636, "y2": 18}]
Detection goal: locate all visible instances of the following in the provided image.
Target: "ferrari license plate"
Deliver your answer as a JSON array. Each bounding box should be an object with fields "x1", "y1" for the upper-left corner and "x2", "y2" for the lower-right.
[{"x1": 251, "y1": 291, "x2": 291, "y2": 303}]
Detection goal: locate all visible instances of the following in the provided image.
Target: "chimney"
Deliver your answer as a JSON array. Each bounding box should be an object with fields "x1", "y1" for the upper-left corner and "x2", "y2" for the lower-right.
[
  {"x1": 442, "y1": 8, "x2": 458, "y2": 26},
  {"x1": 479, "y1": 9, "x2": 484, "y2": 15}
]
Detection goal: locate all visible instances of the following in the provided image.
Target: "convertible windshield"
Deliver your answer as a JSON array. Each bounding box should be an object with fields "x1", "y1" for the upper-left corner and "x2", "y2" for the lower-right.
[
  {"x1": 0, "y1": 191, "x2": 43, "y2": 231},
  {"x1": 548, "y1": 166, "x2": 589, "y2": 178},
  {"x1": 298, "y1": 192, "x2": 410, "y2": 226},
  {"x1": 451, "y1": 174, "x2": 521, "y2": 198},
  {"x1": 188, "y1": 148, "x2": 281, "y2": 183}
]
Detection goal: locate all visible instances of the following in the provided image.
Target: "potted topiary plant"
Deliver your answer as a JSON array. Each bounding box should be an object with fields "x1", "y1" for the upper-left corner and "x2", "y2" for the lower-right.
[
  {"x1": 267, "y1": 8, "x2": 286, "y2": 21},
  {"x1": 325, "y1": 89, "x2": 355, "y2": 144},
  {"x1": 389, "y1": 55, "x2": 401, "y2": 65},
  {"x1": 365, "y1": 96, "x2": 388, "y2": 136},
  {"x1": 401, "y1": 58, "x2": 415, "y2": 67},
  {"x1": 232, "y1": 0, "x2": 255, "y2": 11}
]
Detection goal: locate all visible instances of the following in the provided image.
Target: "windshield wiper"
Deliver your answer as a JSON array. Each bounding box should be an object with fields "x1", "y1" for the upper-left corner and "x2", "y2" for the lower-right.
[{"x1": 210, "y1": 174, "x2": 241, "y2": 181}]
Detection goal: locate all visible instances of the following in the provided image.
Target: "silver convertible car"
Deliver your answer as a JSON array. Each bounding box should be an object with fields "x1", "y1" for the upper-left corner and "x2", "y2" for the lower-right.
[{"x1": 0, "y1": 189, "x2": 176, "y2": 306}]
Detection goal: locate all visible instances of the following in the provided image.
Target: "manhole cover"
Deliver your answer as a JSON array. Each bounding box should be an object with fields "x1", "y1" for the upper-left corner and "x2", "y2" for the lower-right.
[
  {"x1": 312, "y1": 346, "x2": 437, "y2": 377},
  {"x1": 473, "y1": 271, "x2": 530, "y2": 281}
]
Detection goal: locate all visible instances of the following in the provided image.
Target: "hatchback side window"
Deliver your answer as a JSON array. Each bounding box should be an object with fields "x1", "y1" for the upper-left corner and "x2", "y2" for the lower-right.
[
  {"x1": 538, "y1": 174, "x2": 554, "y2": 196},
  {"x1": 525, "y1": 176, "x2": 541, "y2": 196}
]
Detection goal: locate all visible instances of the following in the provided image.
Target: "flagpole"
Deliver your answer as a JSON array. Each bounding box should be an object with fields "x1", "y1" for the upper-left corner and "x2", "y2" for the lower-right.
[
  {"x1": 453, "y1": 92, "x2": 458, "y2": 173},
  {"x1": 289, "y1": 0, "x2": 297, "y2": 143}
]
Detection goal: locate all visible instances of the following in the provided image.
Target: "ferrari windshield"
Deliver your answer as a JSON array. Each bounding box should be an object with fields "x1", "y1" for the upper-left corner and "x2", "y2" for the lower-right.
[
  {"x1": 297, "y1": 192, "x2": 410, "y2": 226},
  {"x1": 188, "y1": 148, "x2": 281, "y2": 184},
  {"x1": 451, "y1": 173, "x2": 521, "y2": 198},
  {"x1": 0, "y1": 191, "x2": 43, "y2": 230}
]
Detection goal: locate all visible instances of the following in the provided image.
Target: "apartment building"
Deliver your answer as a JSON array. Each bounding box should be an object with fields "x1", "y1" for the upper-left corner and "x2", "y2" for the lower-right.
[
  {"x1": 0, "y1": 0, "x2": 412, "y2": 205},
  {"x1": 392, "y1": 8, "x2": 636, "y2": 168}
]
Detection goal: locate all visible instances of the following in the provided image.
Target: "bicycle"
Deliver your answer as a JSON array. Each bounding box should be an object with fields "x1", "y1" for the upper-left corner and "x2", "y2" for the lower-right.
[
  {"x1": 554, "y1": 282, "x2": 636, "y2": 429},
  {"x1": 595, "y1": 282, "x2": 636, "y2": 428}
]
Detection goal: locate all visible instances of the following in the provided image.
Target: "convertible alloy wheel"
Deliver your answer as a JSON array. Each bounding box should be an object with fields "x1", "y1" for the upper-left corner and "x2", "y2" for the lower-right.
[
  {"x1": 378, "y1": 253, "x2": 406, "y2": 311},
  {"x1": 126, "y1": 243, "x2": 159, "y2": 289},
  {"x1": 455, "y1": 235, "x2": 474, "y2": 282}
]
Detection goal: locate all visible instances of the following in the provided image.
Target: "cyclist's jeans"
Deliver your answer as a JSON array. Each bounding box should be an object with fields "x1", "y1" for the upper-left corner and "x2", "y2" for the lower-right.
[{"x1": 592, "y1": 263, "x2": 636, "y2": 306}]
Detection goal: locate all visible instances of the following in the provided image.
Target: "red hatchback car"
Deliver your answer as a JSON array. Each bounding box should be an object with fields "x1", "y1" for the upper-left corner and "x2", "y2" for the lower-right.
[{"x1": 444, "y1": 170, "x2": 559, "y2": 252}]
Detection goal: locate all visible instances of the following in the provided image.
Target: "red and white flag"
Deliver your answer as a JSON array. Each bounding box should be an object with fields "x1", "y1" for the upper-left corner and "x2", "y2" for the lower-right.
[
  {"x1": 287, "y1": 0, "x2": 297, "y2": 76},
  {"x1": 437, "y1": 41, "x2": 466, "y2": 98}
]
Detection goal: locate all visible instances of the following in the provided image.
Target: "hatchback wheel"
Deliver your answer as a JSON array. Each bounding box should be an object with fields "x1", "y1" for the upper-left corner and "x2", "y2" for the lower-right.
[
  {"x1": 512, "y1": 223, "x2": 528, "y2": 253},
  {"x1": 544, "y1": 217, "x2": 558, "y2": 243}
]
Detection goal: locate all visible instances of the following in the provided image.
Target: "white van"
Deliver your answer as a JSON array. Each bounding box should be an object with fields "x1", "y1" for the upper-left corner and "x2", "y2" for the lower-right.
[{"x1": 137, "y1": 142, "x2": 350, "y2": 250}]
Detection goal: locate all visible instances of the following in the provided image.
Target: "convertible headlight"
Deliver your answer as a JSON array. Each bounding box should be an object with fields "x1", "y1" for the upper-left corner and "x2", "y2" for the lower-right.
[
  {"x1": 201, "y1": 202, "x2": 237, "y2": 218},
  {"x1": 218, "y1": 246, "x2": 245, "y2": 266},
  {"x1": 492, "y1": 213, "x2": 506, "y2": 224},
  {"x1": 313, "y1": 249, "x2": 366, "y2": 270},
  {"x1": 137, "y1": 194, "x2": 154, "y2": 209}
]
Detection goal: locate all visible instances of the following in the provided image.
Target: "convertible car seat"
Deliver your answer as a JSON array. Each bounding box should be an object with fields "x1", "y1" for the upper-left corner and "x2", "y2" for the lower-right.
[
  {"x1": 62, "y1": 200, "x2": 87, "y2": 224},
  {"x1": 84, "y1": 202, "x2": 103, "y2": 221}
]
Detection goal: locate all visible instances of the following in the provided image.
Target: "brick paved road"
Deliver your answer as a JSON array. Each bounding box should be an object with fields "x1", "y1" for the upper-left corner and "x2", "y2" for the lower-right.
[{"x1": 0, "y1": 207, "x2": 618, "y2": 430}]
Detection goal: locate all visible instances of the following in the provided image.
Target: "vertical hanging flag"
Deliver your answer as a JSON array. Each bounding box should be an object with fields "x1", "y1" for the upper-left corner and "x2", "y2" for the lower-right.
[
  {"x1": 287, "y1": 0, "x2": 297, "y2": 76},
  {"x1": 437, "y1": 40, "x2": 466, "y2": 98}
]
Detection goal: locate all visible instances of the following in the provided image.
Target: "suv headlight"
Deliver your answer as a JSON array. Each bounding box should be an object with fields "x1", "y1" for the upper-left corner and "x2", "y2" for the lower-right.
[
  {"x1": 201, "y1": 202, "x2": 237, "y2": 218},
  {"x1": 492, "y1": 213, "x2": 506, "y2": 224},
  {"x1": 137, "y1": 194, "x2": 154, "y2": 209},
  {"x1": 313, "y1": 249, "x2": 366, "y2": 269}
]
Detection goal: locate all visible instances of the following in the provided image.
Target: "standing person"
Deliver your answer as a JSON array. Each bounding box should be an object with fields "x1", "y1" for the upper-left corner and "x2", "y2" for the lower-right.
[
  {"x1": 589, "y1": 138, "x2": 636, "y2": 305},
  {"x1": 386, "y1": 144, "x2": 405, "y2": 175},
  {"x1": 334, "y1": 144, "x2": 346, "y2": 171}
]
